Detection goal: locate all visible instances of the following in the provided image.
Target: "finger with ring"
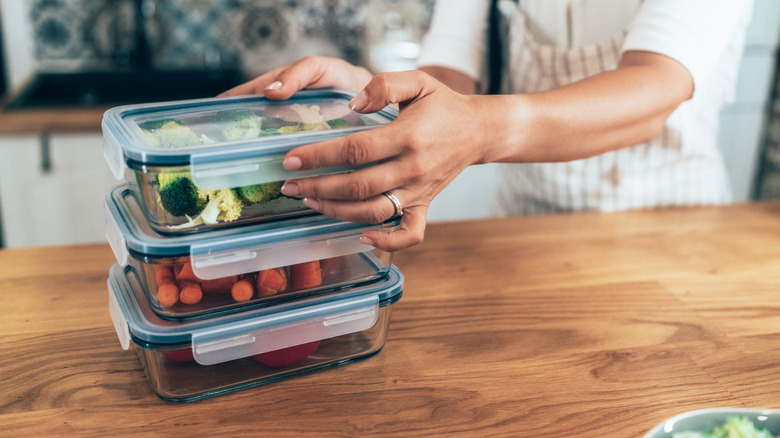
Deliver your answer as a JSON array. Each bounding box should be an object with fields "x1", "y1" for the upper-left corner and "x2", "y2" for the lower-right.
[{"x1": 383, "y1": 192, "x2": 403, "y2": 217}]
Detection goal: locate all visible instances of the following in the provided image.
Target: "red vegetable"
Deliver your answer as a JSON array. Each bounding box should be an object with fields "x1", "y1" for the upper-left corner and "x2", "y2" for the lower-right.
[
  {"x1": 252, "y1": 341, "x2": 321, "y2": 367},
  {"x1": 175, "y1": 263, "x2": 202, "y2": 284},
  {"x1": 162, "y1": 348, "x2": 195, "y2": 362},
  {"x1": 231, "y1": 277, "x2": 255, "y2": 302},
  {"x1": 256, "y1": 267, "x2": 288, "y2": 297},
  {"x1": 200, "y1": 276, "x2": 239, "y2": 294},
  {"x1": 157, "y1": 283, "x2": 179, "y2": 307},
  {"x1": 290, "y1": 261, "x2": 322, "y2": 289}
]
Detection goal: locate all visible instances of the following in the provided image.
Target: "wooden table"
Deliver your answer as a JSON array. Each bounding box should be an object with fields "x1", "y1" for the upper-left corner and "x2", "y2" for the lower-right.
[{"x1": 2, "y1": 202, "x2": 780, "y2": 437}]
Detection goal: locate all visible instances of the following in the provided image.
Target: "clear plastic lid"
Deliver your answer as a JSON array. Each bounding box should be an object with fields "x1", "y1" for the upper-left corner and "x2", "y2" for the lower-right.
[
  {"x1": 102, "y1": 90, "x2": 398, "y2": 189},
  {"x1": 105, "y1": 184, "x2": 400, "y2": 280},
  {"x1": 108, "y1": 263, "x2": 403, "y2": 365}
]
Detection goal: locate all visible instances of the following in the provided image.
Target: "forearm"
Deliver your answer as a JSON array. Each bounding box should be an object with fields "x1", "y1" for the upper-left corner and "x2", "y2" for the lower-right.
[{"x1": 478, "y1": 51, "x2": 693, "y2": 164}]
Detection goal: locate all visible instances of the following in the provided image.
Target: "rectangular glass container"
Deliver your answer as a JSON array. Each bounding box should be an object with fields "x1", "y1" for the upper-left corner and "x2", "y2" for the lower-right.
[
  {"x1": 102, "y1": 90, "x2": 397, "y2": 233},
  {"x1": 108, "y1": 263, "x2": 403, "y2": 403},
  {"x1": 105, "y1": 184, "x2": 398, "y2": 321}
]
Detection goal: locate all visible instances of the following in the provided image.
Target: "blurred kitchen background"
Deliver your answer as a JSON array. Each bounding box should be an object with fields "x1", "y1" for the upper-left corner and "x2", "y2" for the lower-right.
[{"x1": 0, "y1": 0, "x2": 778, "y2": 248}]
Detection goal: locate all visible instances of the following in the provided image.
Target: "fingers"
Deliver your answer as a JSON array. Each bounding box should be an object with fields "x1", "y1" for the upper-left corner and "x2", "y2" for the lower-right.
[
  {"x1": 360, "y1": 206, "x2": 427, "y2": 252},
  {"x1": 218, "y1": 56, "x2": 372, "y2": 99},
  {"x1": 218, "y1": 65, "x2": 286, "y2": 97},
  {"x1": 349, "y1": 70, "x2": 437, "y2": 113},
  {"x1": 300, "y1": 187, "x2": 408, "y2": 224},
  {"x1": 282, "y1": 156, "x2": 415, "y2": 202},
  {"x1": 283, "y1": 126, "x2": 406, "y2": 173}
]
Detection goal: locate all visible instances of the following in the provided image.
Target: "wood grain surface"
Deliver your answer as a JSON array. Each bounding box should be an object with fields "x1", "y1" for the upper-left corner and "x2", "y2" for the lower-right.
[
  {"x1": 0, "y1": 107, "x2": 105, "y2": 134},
  {"x1": 2, "y1": 202, "x2": 780, "y2": 437}
]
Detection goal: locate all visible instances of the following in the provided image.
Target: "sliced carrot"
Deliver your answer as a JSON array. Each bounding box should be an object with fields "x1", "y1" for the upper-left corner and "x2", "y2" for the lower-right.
[
  {"x1": 157, "y1": 283, "x2": 179, "y2": 307},
  {"x1": 175, "y1": 262, "x2": 202, "y2": 284},
  {"x1": 155, "y1": 265, "x2": 175, "y2": 285},
  {"x1": 290, "y1": 261, "x2": 322, "y2": 289},
  {"x1": 201, "y1": 275, "x2": 239, "y2": 294},
  {"x1": 179, "y1": 282, "x2": 203, "y2": 305},
  {"x1": 231, "y1": 278, "x2": 255, "y2": 302},
  {"x1": 256, "y1": 267, "x2": 288, "y2": 297}
]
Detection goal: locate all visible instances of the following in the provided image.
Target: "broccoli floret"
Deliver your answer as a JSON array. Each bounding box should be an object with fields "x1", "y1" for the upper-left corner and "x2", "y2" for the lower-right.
[
  {"x1": 259, "y1": 128, "x2": 282, "y2": 137},
  {"x1": 142, "y1": 120, "x2": 202, "y2": 148},
  {"x1": 197, "y1": 189, "x2": 244, "y2": 224},
  {"x1": 158, "y1": 176, "x2": 207, "y2": 217},
  {"x1": 138, "y1": 118, "x2": 182, "y2": 131},
  {"x1": 327, "y1": 118, "x2": 350, "y2": 129},
  {"x1": 213, "y1": 109, "x2": 264, "y2": 141},
  {"x1": 235, "y1": 181, "x2": 283, "y2": 205}
]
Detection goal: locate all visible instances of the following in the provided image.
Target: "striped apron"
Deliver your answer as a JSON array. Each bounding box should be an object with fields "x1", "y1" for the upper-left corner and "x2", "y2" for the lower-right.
[{"x1": 491, "y1": 2, "x2": 732, "y2": 216}]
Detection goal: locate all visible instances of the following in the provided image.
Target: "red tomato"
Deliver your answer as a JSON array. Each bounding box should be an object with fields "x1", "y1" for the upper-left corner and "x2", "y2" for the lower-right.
[
  {"x1": 252, "y1": 341, "x2": 321, "y2": 367},
  {"x1": 162, "y1": 348, "x2": 195, "y2": 362}
]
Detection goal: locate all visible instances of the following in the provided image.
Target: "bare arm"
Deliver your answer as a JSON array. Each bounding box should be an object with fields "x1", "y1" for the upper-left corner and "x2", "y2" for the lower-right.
[
  {"x1": 280, "y1": 50, "x2": 694, "y2": 251},
  {"x1": 478, "y1": 50, "x2": 693, "y2": 164}
]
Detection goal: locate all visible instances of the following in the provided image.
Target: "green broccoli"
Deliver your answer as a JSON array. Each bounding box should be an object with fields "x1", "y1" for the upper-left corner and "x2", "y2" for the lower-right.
[
  {"x1": 235, "y1": 181, "x2": 284, "y2": 205},
  {"x1": 259, "y1": 128, "x2": 282, "y2": 137},
  {"x1": 213, "y1": 109, "x2": 264, "y2": 141},
  {"x1": 158, "y1": 176, "x2": 207, "y2": 217},
  {"x1": 327, "y1": 118, "x2": 350, "y2": 129},
  {"x1": 141, "y1": 120, "x2": 202, "y2": 148},
  {"x1": 138, "y1": 118, "x2": 182, "y2": 131}
]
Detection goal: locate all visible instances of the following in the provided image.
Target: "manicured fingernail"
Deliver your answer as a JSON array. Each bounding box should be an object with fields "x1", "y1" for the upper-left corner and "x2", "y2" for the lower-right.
[
  {"x1": 360, "y1": 235, "x2": 375, "y2": 246},
  {"x1": 349, "y1": 91, "x2": 369, "y2": 112},
  {"x1": 281, "y1": 182, "x2": 300, "y2": 197},
  {"x1": 265, "y1": 81, "x2": 283, "y2": 91},
  {"x1": 283, "y1": 156, "x2": 302, "y2": 170},
  {"x1": 303, "y1": 198, "x2": 320, "y2": 210}
]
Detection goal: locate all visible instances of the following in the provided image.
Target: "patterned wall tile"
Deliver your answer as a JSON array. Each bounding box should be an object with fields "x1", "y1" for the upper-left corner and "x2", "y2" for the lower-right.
[{"x1": 27, "y1": 0, "x2": 434, "y2": 75}]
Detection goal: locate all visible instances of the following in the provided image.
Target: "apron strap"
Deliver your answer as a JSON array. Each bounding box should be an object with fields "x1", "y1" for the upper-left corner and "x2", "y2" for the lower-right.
[{"x1": 487, "y1": 0, "x2": 517, "y2": 94}]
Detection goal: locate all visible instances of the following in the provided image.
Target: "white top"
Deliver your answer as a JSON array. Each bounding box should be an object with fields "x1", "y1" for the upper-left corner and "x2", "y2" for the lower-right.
[
  {"x1": 417, "y1": 0, "x2": 754, "y2": 216},
  {"x1": 418, "y1": 0, "x2": 753, "y2": 98}
]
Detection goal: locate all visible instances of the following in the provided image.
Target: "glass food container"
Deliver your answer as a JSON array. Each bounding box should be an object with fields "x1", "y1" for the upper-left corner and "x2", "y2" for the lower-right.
[
  {"x1": 105, "y1": 184, "x2": 399, "y2": 321},
  {"x1": 108, "y1": 263, "x2": 404, "y2": 403},
  {"x1": 102, "y1": 89, "x2": 398, "y2": 233}
]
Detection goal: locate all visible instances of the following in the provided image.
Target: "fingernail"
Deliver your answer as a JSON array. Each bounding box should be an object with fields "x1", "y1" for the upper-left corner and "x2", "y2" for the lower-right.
[
  {"x1": 265, "y1": 81, "x2": 283, "y2": 91},
  {"x1": 303, "y1": 198, "x2": 320, "y2": 210},
  {"x1": 281, "y1": 182, "x2": 300, "y2": 197},
  {"x1": 349, "y1": 91, "x2": 369, "y2": 112},
  {"x1": 283, "y1": 156, "x2": 302, "y2": 170},
  {"x1": 360, "y1": 235, "x2": 375, "y2": 246}
]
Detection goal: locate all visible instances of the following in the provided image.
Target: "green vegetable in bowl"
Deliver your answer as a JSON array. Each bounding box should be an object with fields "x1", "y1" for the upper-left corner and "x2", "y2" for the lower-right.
[
  {"x1": 140, "y1": 120, "x2": 206, "y2": 148},
  {"x1": 235, "y1": 182, "x2": 284, "y2": 205},
  {"x1": 673, "y1": 416, "x2": 776, "y2": 438},
  {"x1": 157, "y1": 174, "x2": 207, "y2": 217},
  {"x1": 212, "y1": 109, "x2": 265, "y2": 141}
]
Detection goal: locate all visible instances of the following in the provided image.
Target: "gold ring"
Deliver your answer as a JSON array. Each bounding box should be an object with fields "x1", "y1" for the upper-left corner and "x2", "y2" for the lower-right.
[{"x1": 383, "y1": 192, "x2": 403, "y2": 217}]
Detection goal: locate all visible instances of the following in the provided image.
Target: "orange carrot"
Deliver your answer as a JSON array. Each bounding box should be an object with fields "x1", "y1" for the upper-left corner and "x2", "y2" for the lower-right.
[
  {"x1": 231, "y1": 278, "x2": 255, "y2": 302},
  {"x1": 157, "y1": 283, "x2": 179, "y2": 307},
  {"x1": 256, "y1": 267, "x2": 288, "y2": 297},
  {"x1": 179, "y1": 281, "x2": 203, "y2": 305},
  {"x1": 155, "y1": 265, "x2": 175, "y2": 285},
  {"x1": 175, "y1": 263, "x2": 202, "y2": 284},
  {"x1": 201, "y1": 275, "x2": 239, "y2": 294},
  {"x1": 290, "y1": 261, "x2": 322, "y2": 289}
]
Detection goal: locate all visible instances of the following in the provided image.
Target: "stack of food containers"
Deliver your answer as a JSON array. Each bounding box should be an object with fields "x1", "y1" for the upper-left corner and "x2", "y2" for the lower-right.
[{"x1": 101, "y1": 90, "x2": 404, "y2": 402}]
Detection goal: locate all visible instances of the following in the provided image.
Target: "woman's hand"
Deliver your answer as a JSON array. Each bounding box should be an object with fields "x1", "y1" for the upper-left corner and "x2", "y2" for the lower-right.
[
  {"x1": 219, "y1": 56, "x2": 374, "y2": 99},
  {"x1": 279, "y1": 70, "x2": 498, "y2": 252}
]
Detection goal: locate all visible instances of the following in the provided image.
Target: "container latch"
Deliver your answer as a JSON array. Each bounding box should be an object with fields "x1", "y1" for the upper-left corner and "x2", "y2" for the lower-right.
[{"x1": 190, "y1": 294, "x2": 379, "y2": 365}]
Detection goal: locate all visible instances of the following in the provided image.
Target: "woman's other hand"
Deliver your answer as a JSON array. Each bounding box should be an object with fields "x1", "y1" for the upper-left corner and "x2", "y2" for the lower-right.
[{"x1": 218, "y1": 56, "x2": 374, "y2": 99}]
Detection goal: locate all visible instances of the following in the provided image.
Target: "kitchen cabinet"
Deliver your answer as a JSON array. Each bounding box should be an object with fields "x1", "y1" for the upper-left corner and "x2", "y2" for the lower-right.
[{"x1": 0, "y1": 133, "x2": 117, "y2": 248}]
